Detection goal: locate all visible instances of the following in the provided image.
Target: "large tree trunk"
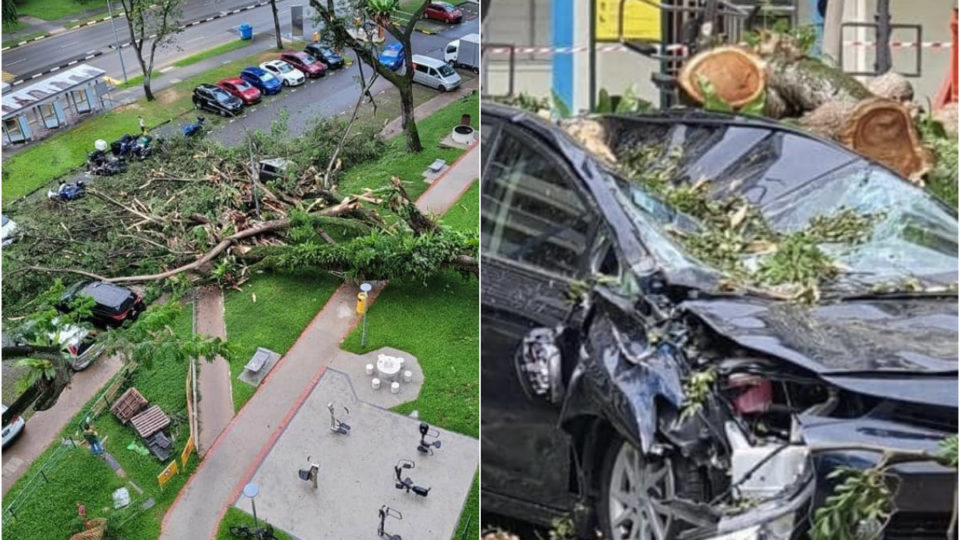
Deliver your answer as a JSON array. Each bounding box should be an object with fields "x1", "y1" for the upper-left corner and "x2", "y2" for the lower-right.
[
  {"x1": 270, "y1": 0, "x2": 282, "y2": 49},
  {"x1": 398, "y1": 82, "x2": 422, "y2": 153},
  {"x1": 678, "y1": 46, "x2": 766, "y2": 109}
]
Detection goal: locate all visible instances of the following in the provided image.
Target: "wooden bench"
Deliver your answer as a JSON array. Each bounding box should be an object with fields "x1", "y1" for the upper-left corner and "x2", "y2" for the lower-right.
[
  {"x1": 110, "y1": 387, "x2": 148, "y2": 423},
  {"x1": 129, "y1": 405, "x2": 170, "y2": 439}
]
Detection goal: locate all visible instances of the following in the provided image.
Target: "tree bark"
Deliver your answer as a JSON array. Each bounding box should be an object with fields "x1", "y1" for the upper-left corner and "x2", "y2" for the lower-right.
[
  {"x1": 270, "y1": 0, "x2": 282, "y2": 49},
  {"x1": 678, "y1": 46, "x2": 766, "y2": 109}
]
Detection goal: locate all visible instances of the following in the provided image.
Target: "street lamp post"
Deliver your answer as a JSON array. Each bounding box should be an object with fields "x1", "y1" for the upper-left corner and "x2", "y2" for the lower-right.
[
  {"x1": 243, "y1": 482, "x2": 260, "y2": 529},
  {"x1": 106, "y1": 0, "x2": 129, "y2": 83},
  {"x1": 360, "y1": 282, "x2": 372, "y2": 347}
]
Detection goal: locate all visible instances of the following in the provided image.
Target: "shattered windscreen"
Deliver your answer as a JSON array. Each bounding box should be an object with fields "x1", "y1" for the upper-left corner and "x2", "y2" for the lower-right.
[{"x1": 604, "y1": 119, "x2": 958, "y2": 297}]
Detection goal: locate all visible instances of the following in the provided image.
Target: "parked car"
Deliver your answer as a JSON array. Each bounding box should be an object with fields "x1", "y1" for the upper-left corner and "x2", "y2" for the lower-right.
[
  {"x1": 480, "y1": 103, "x2": 959, "y2": 539},
  {"x1": 444, "y1": 33, "x2": 480, "y2": 73},
  {"x1": 411, "y1": 54, "x2": 461, "y2": 92},
  {"x1": 2, "y1": 405, "x2": 25, "y2": 449},
  {"x1": 240, "y1": 66, "x2": 282, "y2": 95},
  {"x1": 192, "y1": 83, "x2": 243, "y2": 116},
  {"x1": 423, "y1": 1, "x2": 462, "y2": 23},
  {"x1": 16, "y1": 318, "x2": 103, "y2": 371},
  {"x1": 216, "y1": 77, "x2": 262, "y2": 105},
  {"x1": 59, "y1": 281, "x2": 144, "y2": 328},
  {"x1": 378, "y1": 42, "x2": 405, "y2": 72},
  {"x1": 260, "y1": 60, "x2": 305, "y2": 87},
  {"x1": 304, "y1": 44, "x2": 345, "y2": 70},
  {"x1": 2, "y1": 214, "x2": 18, "y2": 246},
  {"x1": 280, "y1": 51, "x2": 325, "y2": 78}
]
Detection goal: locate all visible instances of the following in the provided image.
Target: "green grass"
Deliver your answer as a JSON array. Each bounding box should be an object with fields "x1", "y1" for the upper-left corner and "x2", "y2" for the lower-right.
[
  {"x1": 2, "y1": 47, "x2": 288, "y2": 204},
  {"x1": 339, "y1": 92, "x2": 478, "y2": 205},
  {"x1": 13, "y1": 0, "x2": 106, "y2": 21},
  {"x1": 115, "y1": 70, "x2": 162, "y2": 90},
  {"x1": 340, "y1": 174, "x2": 479, "y2": 436},
  {"x1": 2, "y1": 30, "x2": 46, "y2": 48},
  {"x1": 223, "y1": 271, "x2": 341, "y2": 411},
  {"x1": 215, "y1": 508, "x2": 295, "y2": 540},
  {"x1": 2, "y1": 301, "x2": 198, "y2": 540},
  {"x1": 173, "y1": 39, "x2": 253, "y2": 68}
]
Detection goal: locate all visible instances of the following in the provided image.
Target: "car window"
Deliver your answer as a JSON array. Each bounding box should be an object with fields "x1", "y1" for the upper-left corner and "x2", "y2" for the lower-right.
[
  {"x1": 235, "y1": 81, "x2": 252, "y2": 91},
  {"x1": 278, "y1": 63, "x2": 292, "y2": 73},
  {"x1": 446, "y1": 44, "x2": 457, "y2": 53},
  {"x1": 438, "y1": 63, "x2": 455, "y2": 76},
  {"x1": 2, "y1": 216, "x2": 8, "y2": 226},
  {"x1": 482, "y1": 130, "x2": 592, "y2": 278},
  {"x1": 428, "y1": 68, "x2": 439, "y2": 77},
  {"x1": 415, "y1": 64, "x2": 429, "y2": 73},
  {"x1": 262, "y1": 73, "x2": 276, "y2": 82}
]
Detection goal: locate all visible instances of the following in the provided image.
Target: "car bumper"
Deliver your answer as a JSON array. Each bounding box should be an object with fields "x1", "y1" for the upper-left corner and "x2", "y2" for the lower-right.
[
  {"x1": 2, "y1": 419, "x2": 25, "y2": 448},
  {"x1": 707, "y1": 417, "x2": 957, "y2": 540},
  {"x1": 71, "y1": 343, "x2": 105, "y2": 371},
  {"x1": 265, "y1": 86, "x2": 282, "y2": 94},
  {"x1": 289, "y1": 77, "x2": 305, "y2": 86}
]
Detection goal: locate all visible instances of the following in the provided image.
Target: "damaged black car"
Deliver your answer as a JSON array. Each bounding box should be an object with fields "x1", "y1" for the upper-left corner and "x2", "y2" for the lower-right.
[{"x1": 480, "y1": 102, "x2": 958, "y2": 539}]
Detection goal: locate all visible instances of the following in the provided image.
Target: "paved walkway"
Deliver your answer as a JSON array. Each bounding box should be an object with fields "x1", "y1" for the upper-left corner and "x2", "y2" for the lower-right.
[
  {"x1": 379, "y1": 76, "x2": 479, "y2": 140},
  {"x1": 159, "y1": 113, "x2": 479, "y2": 539},
  {"x1": 194, "y1": 286, "x2": 235, "y2": 456},
  {"x1": 1, "y1": 355, "x2": 124, "y2": 494}
]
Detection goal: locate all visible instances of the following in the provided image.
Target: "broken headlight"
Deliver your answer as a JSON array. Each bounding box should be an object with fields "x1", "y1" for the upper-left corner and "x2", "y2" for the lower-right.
[{"x1": 514, "y1": 327, "x2": 565, "y2": 405}]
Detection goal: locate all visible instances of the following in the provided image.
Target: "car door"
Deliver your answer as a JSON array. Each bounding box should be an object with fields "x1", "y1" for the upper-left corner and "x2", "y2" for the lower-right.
[{"x1": 480, "y1": 123, "x2": 598, "y2": 510}]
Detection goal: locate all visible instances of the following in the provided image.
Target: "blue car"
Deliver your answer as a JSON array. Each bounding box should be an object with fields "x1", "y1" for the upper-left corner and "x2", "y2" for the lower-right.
[
  {"x1": 378, "y1": 42, "x2": 404, "y2": 71},
  {"x1": 239, "y1": 66, "x2": 282, "y2": 95}
]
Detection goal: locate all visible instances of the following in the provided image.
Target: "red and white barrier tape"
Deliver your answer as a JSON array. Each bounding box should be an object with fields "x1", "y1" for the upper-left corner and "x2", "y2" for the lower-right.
[
  {"x1": 843, "y1": 40, "x2": 952, "y2": 49},
  {"x1": 484, "y1": 44, "x2": 688, "y2": 55}
]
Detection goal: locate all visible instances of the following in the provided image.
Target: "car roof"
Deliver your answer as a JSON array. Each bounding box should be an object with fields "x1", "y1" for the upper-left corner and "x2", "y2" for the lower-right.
[
  {"x1": 411, "y1": 54, "x2": 445, "y2": 67},
  {"x1": 196, "y1": 83, "x2": 218, "y2": 90},
  {"x1": 242, "y1": 66, "x2": 266, "y2": 75},
  {"x1": 81, "y1": 281, "x2": 134, "y2": 309},
  {"x1": 262, "y1": 60, "x2": 285, "y2": 67},
  {"x1": 218, "y1": 77, "x2": 245, "y2": 85},
  {"x1": 385, "y1": 42, "x2": 403, "y2": 51}
]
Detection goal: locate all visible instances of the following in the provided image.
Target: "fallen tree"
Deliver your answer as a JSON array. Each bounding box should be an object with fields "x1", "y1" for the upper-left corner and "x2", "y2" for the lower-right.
[{"x1": 677, "y1": 30, "x2": 934, "y2": 181}]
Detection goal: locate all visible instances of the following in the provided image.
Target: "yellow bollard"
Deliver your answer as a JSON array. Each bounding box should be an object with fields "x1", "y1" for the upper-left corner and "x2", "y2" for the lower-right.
[
  {"x1": 312, "y1": 31, "x2": 319, "y2": 43},
  {"x1": 356, "y1": 291, "x2": 368, "y2": 315}
]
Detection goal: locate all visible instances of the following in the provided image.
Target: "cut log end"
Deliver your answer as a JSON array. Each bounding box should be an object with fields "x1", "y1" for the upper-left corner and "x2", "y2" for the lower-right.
[
  {"x1": 839, "y1": 98, "x2": 933, "y2": 182},
  {"x1": 678, "y1": 46, "x2": 766, "y2": 108}
]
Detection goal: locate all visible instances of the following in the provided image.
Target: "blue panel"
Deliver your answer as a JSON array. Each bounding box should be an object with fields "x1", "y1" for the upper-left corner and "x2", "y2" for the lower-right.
[
  {"x1": 810, "y1": 0, "x2": 825, "y2": 56},
  {"x1": 85, "y1": 88, "x2": 97, "y2": 111},
  {"x1": 53, "y1": 101, "x2": 66, "y2": 125},
  {"x1": 18, "y1": 116, "x2": 32, "y2": 140},
  {"x1": 552, "y1": 0, "x2": 574, "y2": 111}
]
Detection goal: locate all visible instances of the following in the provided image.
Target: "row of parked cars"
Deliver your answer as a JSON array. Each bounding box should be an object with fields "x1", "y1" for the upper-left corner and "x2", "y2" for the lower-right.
[{"x1": 192, "y1": 44, "x2": 345, "y2": 116}]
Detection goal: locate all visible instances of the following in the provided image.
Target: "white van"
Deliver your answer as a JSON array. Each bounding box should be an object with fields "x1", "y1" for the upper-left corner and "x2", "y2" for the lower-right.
[{"x1": 412, "y1": 54, "x2": 461, "y2": 92}]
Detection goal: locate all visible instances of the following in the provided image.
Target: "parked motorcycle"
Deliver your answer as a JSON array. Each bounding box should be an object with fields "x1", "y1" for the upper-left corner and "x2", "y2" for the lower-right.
[
  {"x1": 47, "y1": 179, "x2": 87, "y2": 202},
  {"x1": 182, "y1": 116, "x2": 206, "y2": 138},
  {"x1": 87, "y1": 149, "x2": 128, "y2": 176},
  {"x1": 111, "y1": 134, "x2": 160, "y2": 160}
]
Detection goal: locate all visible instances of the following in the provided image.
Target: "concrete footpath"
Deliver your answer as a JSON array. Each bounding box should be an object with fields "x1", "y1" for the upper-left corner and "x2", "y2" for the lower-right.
[
  {"x1": 194, "y1": 286, "x2": 235, "y2": 456},
  {"x1": 1, "y1": 355, "x2": 124, "y2": 494},
  {"x1": 159, "y1": 121, "x2": 480, "y2": 539}
]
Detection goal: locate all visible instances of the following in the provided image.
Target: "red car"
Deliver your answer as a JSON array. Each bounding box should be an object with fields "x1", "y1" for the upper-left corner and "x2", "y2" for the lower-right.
[
  {"x1": 216, "y1": 77, "x2": 261, "y2": 105},
  {"x1": 423, "y1": 2, "x2": 462, "y2": 24},
  {"x1": 280, "y1": 51, "x2": 325, "y2": 78}
]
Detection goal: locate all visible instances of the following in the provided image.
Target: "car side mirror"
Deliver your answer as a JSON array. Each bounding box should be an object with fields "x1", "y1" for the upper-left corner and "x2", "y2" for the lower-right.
[{"x1": 514, "y1": 327, "x2": 565, "y2": 406}]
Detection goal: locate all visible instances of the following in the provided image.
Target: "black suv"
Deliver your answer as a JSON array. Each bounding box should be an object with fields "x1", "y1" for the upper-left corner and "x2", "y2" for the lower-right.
[
  {"x1": 480, "y1": 103, "x2": 958, "y2": 539},
  {"x1": 304, "y1": 44, "x2": 345, "y2": 70},
  {"x1": 192, "y1": 83, "x2": 243, "y2": 116},
  {"x1": 59, "y1": 281, "x2": 144, "y2": 328}
]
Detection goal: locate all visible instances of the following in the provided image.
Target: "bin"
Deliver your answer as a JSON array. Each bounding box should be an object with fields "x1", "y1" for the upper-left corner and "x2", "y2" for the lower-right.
[{"x1": 239, "y1": 23, "x2": 253, "y2": 40}]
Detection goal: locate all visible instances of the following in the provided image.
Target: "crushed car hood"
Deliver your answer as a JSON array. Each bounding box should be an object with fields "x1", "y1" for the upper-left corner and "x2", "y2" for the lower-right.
[{"x1": 682, "y1": 296, "x2": 958, "y2": 375}]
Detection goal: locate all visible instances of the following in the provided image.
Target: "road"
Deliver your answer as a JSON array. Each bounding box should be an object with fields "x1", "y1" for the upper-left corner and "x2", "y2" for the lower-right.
[{"x1": 5, "y1": 0, "x2": 293, "y2": 85}]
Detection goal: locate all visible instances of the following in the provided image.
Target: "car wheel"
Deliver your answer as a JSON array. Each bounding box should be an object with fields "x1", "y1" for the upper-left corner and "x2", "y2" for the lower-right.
[
  {"x1": 598, "y1": 436, "x2": 679, "y2": 540},
  {"x1": 194, "y1": 100, "x2": 201, "y2": 110},
  {"x1": 438, "y1": 85, "x2": 447, "y2": 92}
]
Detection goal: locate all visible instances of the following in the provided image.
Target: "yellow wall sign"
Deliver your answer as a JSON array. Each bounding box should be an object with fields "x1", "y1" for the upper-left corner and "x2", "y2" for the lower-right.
[
  {"x1": 595, "y1": 0, "x2": 661, "y2": 42},
  {"x1": 181, "y1": 435, "x2": 195, "y2": 468},
  {"x1": 356, "y1": 291, "x2": 368, "y2": 315},
  {"x1": 158, "y1": 460, "x2": 179, "y2": 489}
]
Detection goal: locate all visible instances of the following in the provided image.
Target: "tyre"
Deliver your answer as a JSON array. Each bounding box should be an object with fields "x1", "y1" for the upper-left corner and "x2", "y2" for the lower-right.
[
  {"x1": 598, "y1": 435, "x2": 680, "y2": 540},
  {"x1": 193, "y1": 99, "x2": 201, "y2": 110},
  {"x1": 438, "y1": 85, "x2": 447, "y2": 92}
]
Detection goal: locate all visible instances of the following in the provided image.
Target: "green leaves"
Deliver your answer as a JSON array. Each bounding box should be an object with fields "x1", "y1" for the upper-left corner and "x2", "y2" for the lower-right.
[
  {"x1": 811, "y1": 466, "x2": 893, "y2": 540},
  {"x1": 697, "y1": 75, "x2": 733, "y2": 113},
  {"x1": 680, "y1": 368, "x2": 716, "y2": 421},
  {"x1": 939, "y1": 435, "x2": 959, "y2": 468}
]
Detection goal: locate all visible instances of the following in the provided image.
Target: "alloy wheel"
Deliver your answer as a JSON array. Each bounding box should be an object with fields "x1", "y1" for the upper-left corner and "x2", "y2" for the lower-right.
[{"x1": 607, "y1": 443, "x2": 675, "y2": 540}]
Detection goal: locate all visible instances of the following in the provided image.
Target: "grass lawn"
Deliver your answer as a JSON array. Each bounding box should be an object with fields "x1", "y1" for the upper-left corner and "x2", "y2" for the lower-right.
[
  {"x1": 339, "y1": 92, "x2": 478, "y2": 206},
  {"x1": 12, "y1": 0, "x2": 106, "y2": 21},
  {"x1": 174, "y1": 39, "x2": 253, "y2": 68},
  {"x1": 115, "y1": 71, "x2": 162, "y2": 91},
  {"x1": 1, "y1": 47, "x2": 289, "y2": 204},
  {"x1": 340, "y1": 176, "x2": 479, "y2": 436},
  {"x1": 223, "y1": 271, "x2": 342, "y2": 411},
  {"x1": 2, "y1": 30, "x2": 46, "y2": 48},
  {"x1": 2, "y1": 301, "x2": 199, "y2": 540},
  {"x1": 215, "y1": 508, "x2": 295, "y2": 540}
]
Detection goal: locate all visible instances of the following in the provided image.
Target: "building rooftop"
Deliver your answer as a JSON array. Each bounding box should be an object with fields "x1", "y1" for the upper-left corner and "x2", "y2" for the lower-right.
[{"x1": 2, "y1": 64, "x2": 105, "y2": 119}]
